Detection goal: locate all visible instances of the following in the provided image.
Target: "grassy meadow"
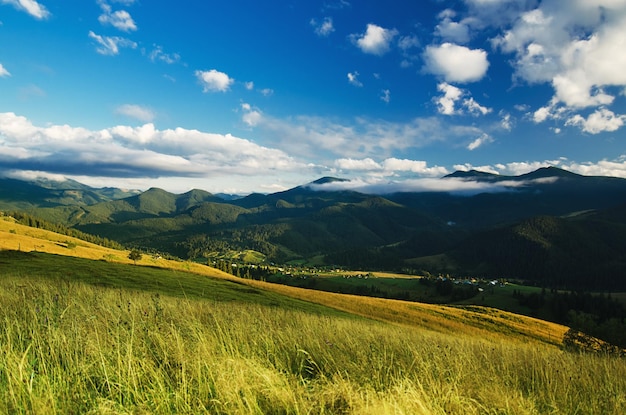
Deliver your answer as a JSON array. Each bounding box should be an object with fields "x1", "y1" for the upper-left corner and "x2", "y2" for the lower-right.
[{"x1": 1, "y1": 216, "x2": 626, "y2": 413}]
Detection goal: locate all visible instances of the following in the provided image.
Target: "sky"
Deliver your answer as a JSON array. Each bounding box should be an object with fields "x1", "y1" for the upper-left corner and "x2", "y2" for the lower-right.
[{"x1": 1, "y1": 0, "x2": 626, "y2": 195}]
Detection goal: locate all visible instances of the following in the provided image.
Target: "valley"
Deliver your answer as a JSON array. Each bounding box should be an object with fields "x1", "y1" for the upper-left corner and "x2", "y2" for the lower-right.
[{"x1": 1, "y1": 208, "x2": 625, "y2": 414}]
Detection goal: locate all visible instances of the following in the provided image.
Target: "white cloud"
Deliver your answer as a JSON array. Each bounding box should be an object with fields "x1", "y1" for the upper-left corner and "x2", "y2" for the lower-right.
[
  {"x1": 115, "y1": 104, "x2": 156, "y2": 123},
  {"x1": 148, "y1": 45, "x2": 180, "y2": 64},
  {"x1": 98, "y1": 6, "x2": 137, "y2": 32},
  {"x1": 492, "y1": 1, "x2": 626, "y2": 130},
  {"x1": 380, "y1": 89, "x2": 391, "y2": 104},
  {"x1": 259, "y1": 88, "x2": 274, "y2": 97},
  {"x1": 195, "y1": 69, "x2": 234, "y2": 93},
  {"x1": 311, "y1": 17, "x2": 334, "y2": 37},
  {"x1": 88, "y1": 31, "x2": 137, "y2": 55},
  {"x1": 335, "y1": 157, "x2": 381, "y2": 171},
  {"x1": 308, "y1": 175, "x2": 530, "y2": 195},
  {"x1": 457, "y1": 157, "x2": 626, "y2": 181},
  {"x1": 245, "y1": 81, "x2": 254, "y2": 90},
  {"x1": 467, "y1": 133, "x2": 493, "y2": 150},
  {"x1": 435, "y1": 10, "x2": 471, "y2": 44},
  {"x1": 242, "y1": 105, "x2": 262, "y2": 127},
  {"x1": 398, "y1": 35, "x2": 419, "y2": 50},
  {"x1": 238, "y1": 106, "x2": 486, "y2": 162},
  {"x1": 347, "y1": 71, "x2": 362, "y2": 87},
  {"x1": 464, "y1": 97, "x2": 491, "y2": 116},
  {"x1": 0, "y1": 112, "x2": 306, "y2": 188},
  {"x1": 382, "y1": 158, "x2": 448, "y2": 176},
  {"x1": 500, "y1": 111, "x2": 513, "y2": 131},
  {"x1": 532, "y1": 104, "x2": 551, "y2": 123},
  {"x1": 564, "y1": 158, "x2": 626, "y2": 179},
  {"x1": 1, "y1": 0, "x2": 50, "y2": 19},
  {"x1": 435, "y1": 82, "x2": 491, "y2": 116},
  {"x1": 463, "y1": 0, "x2": 537, "y2": 29},
  {"x1": 0, "y1": 63, "x2": 10, "y2": 77},
  {"x1": 565, "y1": 108, "x2": 626, "y2": 134},
  {"x1": 351, "y1": 23, "x2": 398, "y2": 56},
  {"x1": 436, "y1": 82, "x2": 463, "y2": 115},
  {"x1": 423, "y1": 43, "x2": 489, "y2": 83},
  {"x1": 333, "y1": 157, "x2": 448, "y2": 178}
]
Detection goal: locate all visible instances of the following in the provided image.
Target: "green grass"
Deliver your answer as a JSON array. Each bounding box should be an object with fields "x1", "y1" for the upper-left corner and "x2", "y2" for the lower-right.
[
  {"x1": 0, "y1": 250, "x2": 344, "y2": 315},
  {"x1": 1, "y1": 252, "x2": 626, "y2": 413}
]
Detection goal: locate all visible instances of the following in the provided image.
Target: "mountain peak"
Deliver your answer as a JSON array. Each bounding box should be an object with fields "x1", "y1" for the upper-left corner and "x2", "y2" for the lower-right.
[
  {"x1": 444, "y1": 170, "x2": 499, "y2": 180},
  {"x1": 309, "y1": 177, "x2": 350, "y2": 185},
  {"x1": 519, "y1": 166, "x2": 581, "y2": 179}
]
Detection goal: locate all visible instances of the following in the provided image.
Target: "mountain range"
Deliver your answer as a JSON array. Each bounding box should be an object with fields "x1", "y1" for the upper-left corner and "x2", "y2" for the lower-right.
[{"x1": 2, "y1": 166, "x2": 626, "y2": 290}]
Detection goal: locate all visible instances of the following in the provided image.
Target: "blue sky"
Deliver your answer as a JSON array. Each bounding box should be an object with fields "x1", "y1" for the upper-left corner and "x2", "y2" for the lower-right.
[{"x1": 1, "y1": 0, "x2": 626, "y2": 194}]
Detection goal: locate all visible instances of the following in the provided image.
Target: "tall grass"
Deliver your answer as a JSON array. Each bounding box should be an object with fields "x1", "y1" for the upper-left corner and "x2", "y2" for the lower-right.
[{"x1": 1, "y1": 275, "x2": 625, "y2": 414}]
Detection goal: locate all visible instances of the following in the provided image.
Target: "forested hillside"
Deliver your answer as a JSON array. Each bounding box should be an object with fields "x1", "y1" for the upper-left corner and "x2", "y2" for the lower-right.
[{"x1": 3, "y1": 167, "x2": 626, "y2": 291}]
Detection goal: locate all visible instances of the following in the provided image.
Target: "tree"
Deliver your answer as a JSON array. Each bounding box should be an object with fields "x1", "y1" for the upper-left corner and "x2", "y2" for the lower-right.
[{"x1": 128, "y1": 249, "x2": 142, "y2": 265}]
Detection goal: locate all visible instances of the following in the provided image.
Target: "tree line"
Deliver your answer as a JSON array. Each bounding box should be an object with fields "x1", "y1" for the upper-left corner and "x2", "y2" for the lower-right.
[{"x1": 7, "y1": 211, "x2": 124, "y2": 250}]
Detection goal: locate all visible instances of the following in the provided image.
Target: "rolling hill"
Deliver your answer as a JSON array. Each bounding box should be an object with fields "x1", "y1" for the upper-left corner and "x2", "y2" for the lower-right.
[
  {"x1": 3, "y1": 216, "x2": 625, "y2": 414},
  {"x1": 3, "y1": 167, "x2": 626, "y2": 290}
]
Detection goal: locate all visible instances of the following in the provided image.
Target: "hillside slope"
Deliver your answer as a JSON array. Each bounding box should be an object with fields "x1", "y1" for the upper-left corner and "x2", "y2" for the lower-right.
[{"x1": 0, "y1": 214, "x2": 567, "y2": 346}]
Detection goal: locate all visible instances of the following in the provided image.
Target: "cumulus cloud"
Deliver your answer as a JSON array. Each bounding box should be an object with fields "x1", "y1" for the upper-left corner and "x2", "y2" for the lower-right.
[
  {"x1": 347, "y1": 71, "x2": 362, "y2": 87},
  {"x1": 435, "y1": 82, "x2": 491, "y2": 116},
  {"x1": 351, "y1": 23, "x2": 398, "y2": 56},
  {"x1": 0, "y1": 63, "x2": 10, "y2": 77},
  {"x1": 333, "y1": 157, "x2": 449, "y2": 178},
  {"x1": 334, "y1": 157, "x2": 381, "y2": 171},
  {"x1": 565, "y1": 108, "x2": 626, "y2": 134},
  {"x1": 115, "y1": 104, "x2": 156, "y2": 123},
  {"x1": 491, "y1": 1, "x2": 626, "y2": 132},
  {"x1": 88, "y1": 31, "x2": 137, "y2": 55},
  {"x1": 311, "y1": 17, "x2": 334, "y2": 37},
  {"x1": 435, "y1": 9, "x2": 471, "y2": 44},
  {"x1": 1, "y1": 0, "x2": 50, "y2": 19},
  {"x1": 423, "y1": 43, "x2": 489, "y2": 83},
  {"x1": 436, "y1": 83, "x2": 463, "y2": 115},
  {"x1": 98, "y1": 0, "x2": 137, "y2": 32},
  {"x1": 195, "y1": 69, "x2": 234, "y2": 92},
  {"x1": 0, "y1": 112, "x2": 304, "y2": 184},
  {"x1": 241, "y1": 104, "x2": 262, "y2": 127}
]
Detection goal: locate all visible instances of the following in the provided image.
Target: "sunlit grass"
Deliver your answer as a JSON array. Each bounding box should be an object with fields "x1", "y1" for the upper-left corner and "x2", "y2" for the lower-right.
[
  {"x1": 1, "y1": 275, "x2": 625, "y2": 414},
  {"x1": 1, "y1": 216, "x2": 625, "y2": 413},
  {"x1": 0, "y1": 217, "x2": 569, "y2": 345}
]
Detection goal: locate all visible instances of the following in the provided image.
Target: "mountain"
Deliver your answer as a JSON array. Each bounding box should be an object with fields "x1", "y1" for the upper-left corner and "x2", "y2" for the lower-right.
[
  {"x1": 389, "y1": 166, "x2": 626, "y2": 228},
  {"x1": 444, "y1": 169, "x2": 501, "y2": 180},
  {"x1": 4, "y1": 168, "x2": 626, "y2": 290},
  {"x1": 0, "y1": 177, "x2": 140, "y2": 210},
  {"x1": 432, "y1": 209, "x2": 626, "y2": 290}
]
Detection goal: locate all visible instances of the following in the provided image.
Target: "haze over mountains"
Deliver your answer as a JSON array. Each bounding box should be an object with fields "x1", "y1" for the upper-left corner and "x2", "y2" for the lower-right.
[{"x1": 2, "y1": 166, "x2": 626, "y2": 291}]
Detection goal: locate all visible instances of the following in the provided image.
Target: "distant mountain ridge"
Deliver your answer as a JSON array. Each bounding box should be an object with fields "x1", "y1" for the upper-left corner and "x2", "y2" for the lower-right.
[
  {"x1": 0, "y1": 177, "x2": 141, "y2": 210},
  {"x1": 444, "y1": 166, "x2": 583, "y2": 181},
  {"x1": 3, "y1": 167, "x2": 626, "y2": 290}
]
